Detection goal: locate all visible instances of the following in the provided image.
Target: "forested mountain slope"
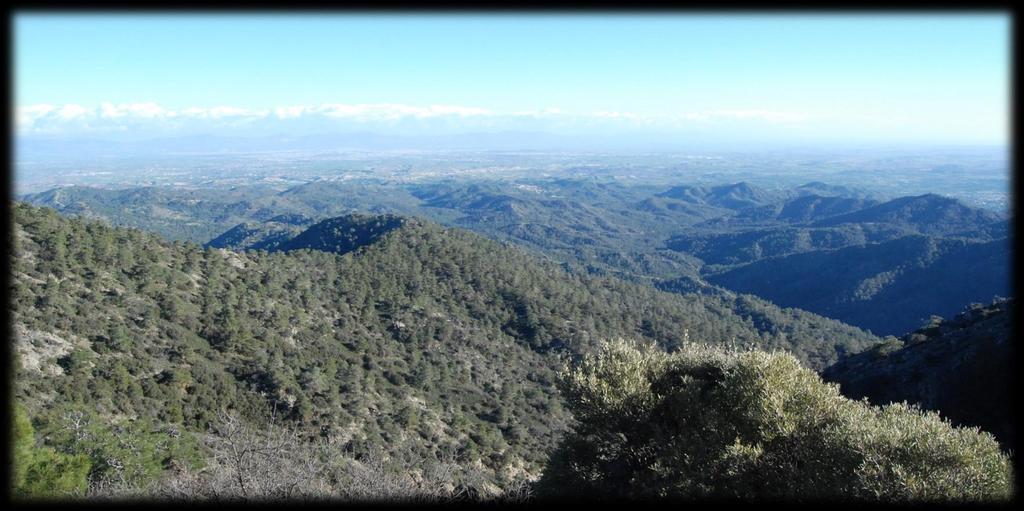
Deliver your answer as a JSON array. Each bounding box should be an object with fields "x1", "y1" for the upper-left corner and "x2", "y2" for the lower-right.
[
  {"x1": 665, "y1": 223, "x2": 915, "y2": 268},
  {"x1": 10, "y1": 202, "x2": 882, "y2": 496},
  {"x1": 655, "y1": 181, "x2": 784, "y2": 209},
  {"x1": 274, "y1": 214, "x2": 407, "y2": 254},
  {"x1": 811, "y1": 193, "x2": 1004, "y2": 237},
  {"x1": 21, "y1": 185, "x2": 292, "y2": 242},
  {"x1": 707, "y1": 234, "x2": 1011, "y2": 335},
  {"x1": 739, "y1": 194, "x2": 880, "y2": 224},
  {"x1": 23, "y1": 181, "x2": 1009, "y2": 339},
  {"x1": 205, "y1": 214, "x2": 314, "y2": 251},
  {"x1": 822, "y1": 299, "x2": 1015, "y2": 450}
]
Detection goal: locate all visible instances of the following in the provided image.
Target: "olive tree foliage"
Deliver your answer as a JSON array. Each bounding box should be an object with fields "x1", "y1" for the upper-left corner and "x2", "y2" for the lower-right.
[{"x1": 537, "y1": 339, "x2": 1013, "y2": 501}]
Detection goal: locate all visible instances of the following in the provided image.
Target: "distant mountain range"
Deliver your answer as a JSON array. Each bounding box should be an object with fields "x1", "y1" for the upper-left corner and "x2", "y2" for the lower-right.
[
  {"x1": 23, "y1": 179, "x2": 1010, "y2": 337},
  {"x1": 662, "y1": 191, "x2": 1009, "y2": 335},
  {"x1": 656, "y1": 181, "x2": 786, "y2": 209},
  {"x1": 811, "y1": 193, "x2": 1004, "y2": 237},
  {"x1": 732, "y1": 195, "x2": 879, "y2": 224},
  {"x1": 707, "y1": 234, "x2": 1010, "y2": 335}
]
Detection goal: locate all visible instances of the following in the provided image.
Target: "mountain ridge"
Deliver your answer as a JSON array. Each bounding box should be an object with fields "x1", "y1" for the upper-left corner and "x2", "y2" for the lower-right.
[{"x1": 822, "y1": 299, "x2": 1015, "y2": 449}]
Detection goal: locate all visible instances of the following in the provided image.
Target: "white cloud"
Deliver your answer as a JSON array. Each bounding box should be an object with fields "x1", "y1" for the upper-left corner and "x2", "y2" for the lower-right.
[
  {"x1": 509, "y1": 107, "x2": 563, "y2": 118},
  {"x1": 100, "y1": 102, "x2": 167, "y2": 119},
  {"x1": 311, "y1": 103, "x2": 492, "y2": 121},
  {"x1": 581, "y1": 109, "x2": 813, "y2": 125},
  {"x1": 179, "y1": 107, "x2": 207, "y2": 118},
  {"x1": 421, "y1": 104, "x2": 492, "y2": 117},
  {"x1": 16, "y1": 104, "x2": 57, "y2": 127},
  {"x1": 178, "y1": 106, "x2": 267, "y2": 119},
  {"x1": 16, "y1": 101, "x2": 506, "y2": 134},
  {"x1": 210, "y1": 106, "x2": 268, "y2": 118},
  {"x1": 55, "y1": 104, "x2": 90, "y2": 121},
  {"x1": 274, "y1": 105, "x2": 308, "y2": 119},
  {"x1": 695, "y1": 109, "x2": 812, "y2": 123},
  {"x1": 591, "y1": 111, "x2": 642, "y2": 120},
  {"x1": 15, "y1": 101, "x2": 817, "y2": 137}
]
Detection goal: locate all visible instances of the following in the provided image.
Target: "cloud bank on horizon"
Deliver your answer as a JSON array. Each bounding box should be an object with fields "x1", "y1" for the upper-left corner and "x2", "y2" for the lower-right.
[
  {"x1": 18, "y1": 101, "x2": 978, "y2": 149},
  {"x1": 17, "y1": 101, "x2": 819, "y2": 137}
]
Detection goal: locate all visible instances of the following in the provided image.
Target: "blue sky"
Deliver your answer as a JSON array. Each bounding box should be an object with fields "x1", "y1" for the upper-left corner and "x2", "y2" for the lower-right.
[{"x1": 15, "y1": 13, "x2": 1010, "y2": 146}]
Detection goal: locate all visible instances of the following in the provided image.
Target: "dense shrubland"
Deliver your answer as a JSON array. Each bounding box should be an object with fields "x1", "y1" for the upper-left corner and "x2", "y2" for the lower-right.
[{"x1": 538, "y1": 340, "x2": 1013, "y2": 501}]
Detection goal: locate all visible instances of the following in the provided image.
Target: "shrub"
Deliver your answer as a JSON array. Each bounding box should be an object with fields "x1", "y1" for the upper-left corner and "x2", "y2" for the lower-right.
[{"x1": 537, "y1": 339, "x2": 1013, "y2": 501}]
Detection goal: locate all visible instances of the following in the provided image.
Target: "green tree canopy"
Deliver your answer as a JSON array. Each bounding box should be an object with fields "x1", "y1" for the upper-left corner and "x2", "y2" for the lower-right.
[{"x1": 539, "y1": 340, "x2": 1013, "y2": 501}]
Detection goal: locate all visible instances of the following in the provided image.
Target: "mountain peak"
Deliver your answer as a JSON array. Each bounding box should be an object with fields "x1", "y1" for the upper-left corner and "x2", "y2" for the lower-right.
[
  {"x1": 812, "y1": 193, "x2": 1003, "y2": 236},
  {"x1": 657, "y1": 182, "x2": 776, "y2": 210},
  {"x1": 275, "y1": 213, "x2": 411, "y2": 254}
]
